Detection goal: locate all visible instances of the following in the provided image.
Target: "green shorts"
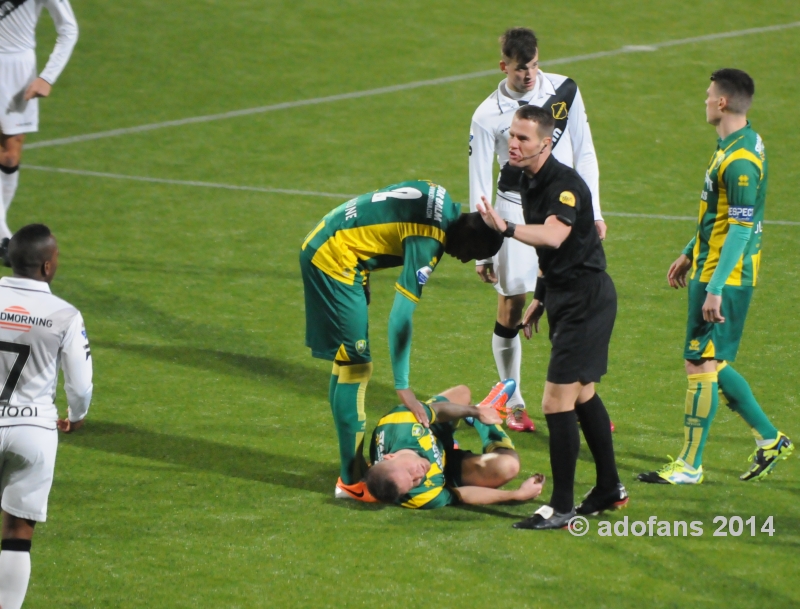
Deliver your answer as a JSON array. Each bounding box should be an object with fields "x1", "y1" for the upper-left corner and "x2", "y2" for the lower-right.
[
  {"x1": 300, "y1": 249, "x2": 371, "y2": 364},
  {"x1": 684, "y1": 280, "x2": 753, "y2": 362}
]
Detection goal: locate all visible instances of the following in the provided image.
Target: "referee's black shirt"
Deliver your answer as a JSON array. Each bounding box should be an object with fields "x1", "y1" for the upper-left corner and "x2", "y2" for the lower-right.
[{"x1": 520, "y1": 154, "x2": 606, "y2": 287}]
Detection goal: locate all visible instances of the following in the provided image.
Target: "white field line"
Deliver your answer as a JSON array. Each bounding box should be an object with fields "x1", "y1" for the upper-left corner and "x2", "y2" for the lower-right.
[
  {"x1": 22, "y1": 165, "x2": 352, "y2": 198},
  {"x1": 25, "y1": 21, "x2": 800, "y2": 151},
  {"x1": 23, "y1": 164, "x2": 800, "y2": 226}
]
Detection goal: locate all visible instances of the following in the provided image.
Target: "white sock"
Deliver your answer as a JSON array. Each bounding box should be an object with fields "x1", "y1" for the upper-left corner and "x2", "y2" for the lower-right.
[
  {"x1": 0, "y1": 549, "x2": 31, "y2": 609},
  {"x1": 0, "y1": 168, "x2": 19, "y2": 239},
  {"x1": 492, "y1": 326, "x2": 525, "y2": 409},
  {"x1": 0, "y1": 182, "x2": 9, "y2": 240}
]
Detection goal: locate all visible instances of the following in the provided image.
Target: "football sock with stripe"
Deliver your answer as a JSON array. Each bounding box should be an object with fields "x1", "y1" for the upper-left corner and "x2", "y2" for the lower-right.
[
  {"x1": 0, "y1": 538, "x2": 32, "y2": 609},
  {"x1": 332, "y1": 362, "x2": 372, "y2": 484},
  {"x1": 717, "y1": 362, "x2": 778, "y2": 444},
  {"x1": 679, "y1": 372, "x2": 719, "y2": 469},
  {"x1": 575, "y1": 393, "x2": 620, "y2": 489},
  {"x1": 472, "y1": 419, "x2": 515, "y2": 453},
  {"x1": 492, "y1": 322, "x2": 525, "y2": 409},
  {"x1": 545, "y1": 410, "x2": 580, "y2": 513}
]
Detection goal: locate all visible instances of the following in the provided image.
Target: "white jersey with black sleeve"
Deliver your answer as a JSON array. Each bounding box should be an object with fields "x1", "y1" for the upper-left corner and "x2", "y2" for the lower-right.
[
  {"x1": 469, "y1": 70, "x2": 602, "y2": 219},
  {"x1": 0, "y1": 276, "x2": 92, "y2": 429},
  {"x1": 0, "y1": 0, "x2": 78, "y2": 84}
]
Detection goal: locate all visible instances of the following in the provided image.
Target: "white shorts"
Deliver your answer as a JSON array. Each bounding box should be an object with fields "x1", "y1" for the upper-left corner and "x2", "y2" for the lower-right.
[
  {"x1": 491, "y1": 192, "x2": 539, "y2": 297},
  {"x1": 0, "y1": 50, "x2": 39, "y2": 136},
  {"x1": 0, "y1": 425, "x2": 57, "y2": 522}
]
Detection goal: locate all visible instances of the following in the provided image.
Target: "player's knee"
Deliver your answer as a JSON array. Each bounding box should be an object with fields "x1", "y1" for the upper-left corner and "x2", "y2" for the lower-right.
[
  {"x1": 497, "y1": 294, "x2": 525, "y2": 327},
  {"x1": 541, "y1": 396, "x2": 561, "y2": 414},
  {"x1": 1, "y1": 513, "x2": 35, "y2": 540},
  {"x1": 493, "y1": 454, "x2": 520, "y2": 485},
  {"x1": 338, "y1": 362, "x2": 373, "y2": 383},
  {"x1": 448, "y1": 385, "x2": 471, "y2": 405},
  {"x1": 0, "y1": 142, "x2": 22, "y2": 168},
  {"x1": 0, "y1": 154, "x2": 20, "y2": 169}
]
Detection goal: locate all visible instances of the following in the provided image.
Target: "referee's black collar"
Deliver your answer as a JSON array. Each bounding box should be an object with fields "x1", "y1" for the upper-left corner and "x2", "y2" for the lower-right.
[{"x1": 521, "y1": 153, "x2": 559, "y2": 191}]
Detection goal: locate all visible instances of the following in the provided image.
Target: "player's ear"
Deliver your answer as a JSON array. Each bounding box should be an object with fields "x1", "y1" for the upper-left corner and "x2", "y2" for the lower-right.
[{"x1": 382, "y1": 453, "x2": 397, "y2": 461}]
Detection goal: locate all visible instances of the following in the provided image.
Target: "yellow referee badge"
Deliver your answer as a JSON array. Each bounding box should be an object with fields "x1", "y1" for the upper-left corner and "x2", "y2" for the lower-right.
[{"x1": 559, "y1": 191, "x2": 576, "y2": 207}]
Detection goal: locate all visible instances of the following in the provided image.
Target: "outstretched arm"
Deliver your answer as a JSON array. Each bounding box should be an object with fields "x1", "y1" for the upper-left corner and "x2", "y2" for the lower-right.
[
  {"x1": 478, "y1": 196, "x2": 571, "y2": 248},
  {"x1": 456, "y1": 475, "x2": 545, "y2": 505},
  {"x1": 430, "y1": 402, "x2": 501, "y2": 426},
  {"x1": 388, "y1": 292, "x2": 430, "y2": 427}
]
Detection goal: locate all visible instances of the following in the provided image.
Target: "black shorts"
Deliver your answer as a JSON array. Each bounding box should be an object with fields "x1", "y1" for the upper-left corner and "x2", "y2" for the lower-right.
[
  {"x1": 430, "y1": 414, "x2": 471, "y2": 488},
  {"x1": 545, "y1": 271, "x2": 616, "y2": 384}
]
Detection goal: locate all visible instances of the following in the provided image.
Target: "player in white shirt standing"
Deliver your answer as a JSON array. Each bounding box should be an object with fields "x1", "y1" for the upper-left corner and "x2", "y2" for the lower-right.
[
  {"x1": 0, "y1": 1, "x2": 79, "y2": 263},
  {"x1": 469, "y1": 27, "x2": 611, "y2": 432},
  {"x1": 0, "y1": 223, "x2": 91, "y2": 609}
]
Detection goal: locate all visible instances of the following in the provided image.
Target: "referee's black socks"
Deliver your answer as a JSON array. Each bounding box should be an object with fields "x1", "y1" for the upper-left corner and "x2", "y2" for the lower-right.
[
  {"x1": 575, "y1": 393, "x2": 620, "y2": 490},
  {"x1": 545, "y1": 410, "x2": 580, "y2": 513}
]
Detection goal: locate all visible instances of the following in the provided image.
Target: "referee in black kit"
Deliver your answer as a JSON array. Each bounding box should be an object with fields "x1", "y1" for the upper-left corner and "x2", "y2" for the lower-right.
[{"x1": 477, "y1": 104, "x2": 627, "y2": 530}]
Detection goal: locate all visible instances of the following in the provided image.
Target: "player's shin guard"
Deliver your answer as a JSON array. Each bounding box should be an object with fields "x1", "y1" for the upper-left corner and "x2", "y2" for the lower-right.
[
  {"x1": 717, "y1": 362, "x2": 778, "y2": 443},
  {"x1": 492, "y1": 322, "x2": 524, "y2": 408},
  {"x1": 333, "y1": 363, "x2": 372, "y2": 484},
  {"x1": 0, "y1": 538, "x2": 32, "y2": 609},
  {"x1": 472, "y1": 419, "x2": 515, "y2": 453},
  {"x1": 545, "y1": 410, "x2": 580, "y2": 513},
  {"x1": 575, "y1": 394, "x2": 620, "y2": 489},
  {"x1": 679, "y1": 372, "x2": 719, "y2": 469}
]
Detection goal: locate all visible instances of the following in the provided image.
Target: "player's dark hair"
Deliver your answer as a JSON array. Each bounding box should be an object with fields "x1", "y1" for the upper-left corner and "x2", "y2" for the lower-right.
[
  {"x1": 500, "y1": 27, "x2": 538, "y2": 64},
  {"x1": 8, "y1": 224, "x2": 54, "y2": 277},
  {"x1": 515, "y1": 104, "x2": 555, "y2": 138},
  {"x1": 364, "y1": 464, "x2": 402, "y2": 504},
  {"x1": 445, "y1": 212, "x2": 504, "y2": 261},
  {"x1": 710, "y1": 68, "x2": 754, "y2": 114}
]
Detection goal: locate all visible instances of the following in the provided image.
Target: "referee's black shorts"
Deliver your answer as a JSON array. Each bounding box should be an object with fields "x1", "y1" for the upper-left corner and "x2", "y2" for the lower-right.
[{"x1": 544, "y1": 271, "x2": 616, "y2": 385}]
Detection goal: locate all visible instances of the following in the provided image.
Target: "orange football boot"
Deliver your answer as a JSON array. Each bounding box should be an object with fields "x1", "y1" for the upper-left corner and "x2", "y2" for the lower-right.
[
  {"x1": 334, "y1": 478, "x2": 379, "y2": 503},
  {"x1": 478, "y1": 379, "x2": 517, "y2": 419}
]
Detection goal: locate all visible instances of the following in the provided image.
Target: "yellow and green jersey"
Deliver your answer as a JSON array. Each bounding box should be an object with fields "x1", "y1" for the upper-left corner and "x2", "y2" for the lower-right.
[
  {"x1": 369, "y1": 403, "x2": 458, "y2": 509},
  {"x1": 301, "y1": 181, "x2": 461, "y2": 304},
  {"x1": 689, "y1": 122, "x2": 766, "y2": 286}
]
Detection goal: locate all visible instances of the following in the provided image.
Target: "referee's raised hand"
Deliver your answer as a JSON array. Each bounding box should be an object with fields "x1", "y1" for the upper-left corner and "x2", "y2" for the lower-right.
[{"x1": 476, "y1": 196, "x2": 507, "y2": 234}]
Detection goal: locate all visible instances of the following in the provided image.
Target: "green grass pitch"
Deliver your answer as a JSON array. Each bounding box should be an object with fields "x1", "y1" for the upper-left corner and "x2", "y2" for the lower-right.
[{"x1": 9, "y1": 1, "x2": 799, "y2": 607}]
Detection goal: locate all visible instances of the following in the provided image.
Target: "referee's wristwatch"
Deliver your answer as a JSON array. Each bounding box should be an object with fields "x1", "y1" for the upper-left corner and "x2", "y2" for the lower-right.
[{"x1": 502, "y1": 221, "x2": 516, "y2": 238}]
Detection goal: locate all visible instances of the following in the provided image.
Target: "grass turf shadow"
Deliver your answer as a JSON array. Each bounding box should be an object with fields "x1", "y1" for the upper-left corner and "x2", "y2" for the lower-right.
[
  {"x1": 94, "y1": 341, "x2": 398, "y2": 406},
  {"x1": 65, "y1": 420, "x2": 334, "y2": 495}
]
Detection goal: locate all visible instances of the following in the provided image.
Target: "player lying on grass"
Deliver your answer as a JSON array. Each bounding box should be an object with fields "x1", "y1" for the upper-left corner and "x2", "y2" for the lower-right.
[
  {"x1": 300, "y1": 181, "x2": 504, "y2": 502},
  {"x1": 365, "y1": 382, "x2": 545, "y2": 508}
]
